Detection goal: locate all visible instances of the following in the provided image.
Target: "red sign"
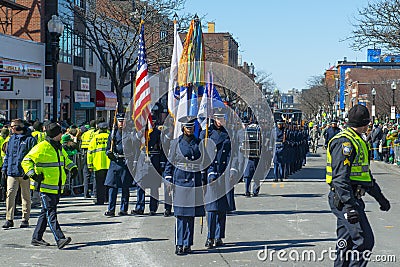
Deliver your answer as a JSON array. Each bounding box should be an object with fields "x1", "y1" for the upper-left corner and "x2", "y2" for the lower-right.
[{"x1": 0, "y1": 76, "x2": 12, "y2": 91}]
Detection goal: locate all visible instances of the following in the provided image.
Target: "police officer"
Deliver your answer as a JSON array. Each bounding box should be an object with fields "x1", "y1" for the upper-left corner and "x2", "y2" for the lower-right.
[
  {"x1": 273, "y1": 120, "x2": 286, "y2": 182},
  {"x1": 87, "y1": 122, "x2": 110, "y2": 205},
  {"x1": 104, "y1": 113, "x2": 133, "y2": 217},
  {"x1": 80, "y1": 120, "x2": 97, "y2": 198},
  {"x1": 21, "y1": 123, "x2": 77, "y2": 249},
  {"x1": 200, "y1": 107, "x2": 235, "y2": 248},
  {"x1": 163, "y1": 116, "x2": 206, "y2": 255},
  {"x1": 324, "y1": 120, "x2": 340, "y2": 148},
  {"x1": 31, "y1": 121, "x2": 46, "y2": 143},
  {"x1": 243, "y1": 121, "x2": 261, "y2": 197},
  {"x1": 132, "y1": 118, "x2": 162, "y2": 216},
  {"x1": 327, "y1": 105, "x2": 391, "y2": 266}
]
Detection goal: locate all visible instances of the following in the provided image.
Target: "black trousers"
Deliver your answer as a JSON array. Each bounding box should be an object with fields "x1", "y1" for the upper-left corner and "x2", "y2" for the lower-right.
[
  {"x1": 328, "y1": 191, "x2": 374, "y2": 267},
  {"x1": 33, "y1": 192, "x2": 65, "y2": 242},
  {"x1": 95, "y1": 169, "x2": 108, "y2": 204}
]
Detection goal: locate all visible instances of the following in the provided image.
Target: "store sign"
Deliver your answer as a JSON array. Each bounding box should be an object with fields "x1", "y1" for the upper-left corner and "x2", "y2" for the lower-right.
[
  {"x1": 0, "y1": 76, "x2": 13, "y2": 91},
  {"x1": 0, "y1": 60, "x2": 42, "y2": 78},
  {"x1": 74, "y1": 91, "x2": 90, "y2": 102},
  {"x1": 80, "y1": 77, "x2": 90, "y2": 90}
]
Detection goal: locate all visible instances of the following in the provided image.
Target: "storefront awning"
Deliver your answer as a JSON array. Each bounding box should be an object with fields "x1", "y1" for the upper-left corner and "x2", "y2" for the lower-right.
[
  {"x1": 96, "y1": 90, "x2": 117, "y2": 111},
  {"x1": 74, "y1": 102, "x2": 95, "y2": 109}
]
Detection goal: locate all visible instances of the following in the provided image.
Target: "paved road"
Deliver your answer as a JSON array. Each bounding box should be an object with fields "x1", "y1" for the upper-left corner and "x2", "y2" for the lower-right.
[{"x1": 0, "y1": 147, "x2": 398, "y2": 266}]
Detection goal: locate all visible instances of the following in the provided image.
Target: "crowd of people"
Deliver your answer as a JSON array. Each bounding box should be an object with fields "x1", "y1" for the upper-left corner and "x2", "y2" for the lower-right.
[{"x1": 307, "y1": 119, "x2": 400, "y2": 165}]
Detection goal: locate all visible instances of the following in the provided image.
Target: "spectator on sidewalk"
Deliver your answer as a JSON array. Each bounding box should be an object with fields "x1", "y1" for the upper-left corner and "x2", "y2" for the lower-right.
[{"x1": 2, "y1": 119, "x2": 37, "y2": 229}]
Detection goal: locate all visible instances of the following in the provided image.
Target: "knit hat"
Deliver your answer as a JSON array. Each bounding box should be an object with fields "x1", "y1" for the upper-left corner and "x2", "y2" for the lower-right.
[
  {"x1": 46, "y1": 123, "x2": 62, "y2": 138},
  {"x1": 347, "y1": 105, "x2": 370, "y2": 127},
  {"x1": 61, "y1": 134, "x2": 73, "y2": 143}
]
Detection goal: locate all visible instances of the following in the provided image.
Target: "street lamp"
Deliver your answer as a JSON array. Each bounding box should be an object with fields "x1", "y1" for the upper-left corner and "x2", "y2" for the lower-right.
[
  {"x1": 47, "y1": 14, "x2": 64, "y2": 121},
  {"x1": 391, "y1": 81, "x2": 396, "y2": 120},
  {"x1": 371, "y1": 87, "x2": 376, "y2": 123}
]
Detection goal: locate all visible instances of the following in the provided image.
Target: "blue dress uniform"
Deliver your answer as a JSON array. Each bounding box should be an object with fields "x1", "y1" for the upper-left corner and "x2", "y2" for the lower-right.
[
  {"x1": 133, "y1": 126, "x2": 162, "y2": 215},
  {"x1": 104, "y1": 114, "x2": 133, "y2": 216},
  {"x1": 163, "y1": 116, "x2": 205, "y2": 255},
  {"x1": 200, "y1": 108, "x2": 235, "y2": 248},
  {"x1": 327, "y1": 105, "x2": 390, "y2": 267},
  {"x1": 243, "y1": 123, "x2": 261, "y2": 196},
  {"x1": 324, "y1": 121, "x2": 341, "y2": 148},
  {"x1": 273, "y1": 121, "x2": 285, "y2": 181}
]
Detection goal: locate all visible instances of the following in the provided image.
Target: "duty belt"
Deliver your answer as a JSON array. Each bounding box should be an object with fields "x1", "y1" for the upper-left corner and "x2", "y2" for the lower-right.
[
  {"x1": 275, "y1": 142, "x2": 283, "y2": 145},
  {"x1": 115, "y1": 154, "x2": 125, "y2": 158},
  {"x1": 176, "y1": 162, "x2": 202, "y2": 170},
  {"x1": 148, "y1": 151, "x2": 160, "y2": 155},
  {"x1": 331, "y1": 185, "x2": 366, "y2": 199}
]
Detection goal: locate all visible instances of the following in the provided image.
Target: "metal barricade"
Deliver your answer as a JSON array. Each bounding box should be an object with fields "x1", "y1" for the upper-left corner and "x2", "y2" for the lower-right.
[
  {"x1": 64, "y1": 151, "x2": 89, "y2": 196},
  {"x1": 394, "y1": 144, "x2": 400, "y2": 167}
]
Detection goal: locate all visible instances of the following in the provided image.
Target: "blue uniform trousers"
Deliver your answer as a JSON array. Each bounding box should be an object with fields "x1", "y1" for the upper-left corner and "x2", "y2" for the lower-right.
[
  {"x1": 328, "y1": 191, "x2": 374, "y2": 267},
  {"x1": 164, "y1": 185, "x2": 172, "y2": 211},
  {"x1": 33, "y1": 193, "x2": 65, "y2": 242},
  {"x1": 135, "y1": 187, "x2": 158, "y2": 212},
  {"x1": 108, "y1": 186, "x2": 130, "y2": 212},
  {"x1": 207, "y1": 211, "x2": 226, "y2": 239},
  {"x1": 274, "y1": 162, "x2": 284, "y2": 180},
  {"x1": 82, "y1": 150, "x2": 95, "y2": 197},
  {"x1": 175, "y1": 216, "x2": 195, "y2": 247},
  {"x1": 244, "y1": 158, "x2": 260, "y2": 194}
]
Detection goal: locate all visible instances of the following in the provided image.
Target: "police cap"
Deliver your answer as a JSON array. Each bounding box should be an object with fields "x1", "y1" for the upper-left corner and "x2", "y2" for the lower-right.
[
  {"x1": 213, "y1": 107, "x2": 226, "y2": 118},
  {"x1": 347, "y1": 104, "x2": 370, "y2": 127},
  {"x1": 98, "y1": 122, "x2": 109, "y2": 129},
  {"x1": 178, "y1": 116, "x2": 197, "y2": 127},
  {"x1": 116, "y1": 113, "x2": 125, "y2": 121}
]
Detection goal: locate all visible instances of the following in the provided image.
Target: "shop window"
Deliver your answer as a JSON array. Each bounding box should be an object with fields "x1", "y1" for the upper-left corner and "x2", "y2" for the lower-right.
[
  {"x1": 0, "y1": 99, "x2": 8, "y2": 121},
  {"x1": 23, "y1": 100, "x2": 40, "y2": 121}
]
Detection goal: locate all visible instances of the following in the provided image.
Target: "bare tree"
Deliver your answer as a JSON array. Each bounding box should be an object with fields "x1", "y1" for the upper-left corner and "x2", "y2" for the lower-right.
[
  {"x1": 349, "y1": 0, "x2": 400, "y2": 52},
  {"x1": 61, "y1": 0, "x2": 187, "y2": 112},
  {"x1": 255, "y1": 70, "x2": 276, "y2": 94},
  {"x1": 299, "y1": 75, "x2": 336, "y2": 120}
]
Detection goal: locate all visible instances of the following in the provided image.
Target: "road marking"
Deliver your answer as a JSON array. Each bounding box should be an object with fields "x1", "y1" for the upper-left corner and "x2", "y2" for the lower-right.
[
  {"x1": 272, "y1": 183, "x2": 277, "y2": 188},
  {"x1": 384, "y1": 226, "x2": 394, "y2": 228},
  {"x1": 280, "y1": 183, "x2": 284, "y2": 188}
]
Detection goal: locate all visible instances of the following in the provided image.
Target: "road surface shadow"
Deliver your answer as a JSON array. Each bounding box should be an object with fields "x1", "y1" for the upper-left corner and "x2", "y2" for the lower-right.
[
  {"x1": 192, "y1": 238, "x2": 337, "y2": 254},
  {"x1": 62, "y1": 221, "x2": 122, "y2": 227},
  {"x1": 66, "y1": 237, "x2": 168, "y2": 250},
  {"x1": 271, "y1": 193, "x2": 325, "y2": 198},
  {"x1": 231, "y1": 210, "x2": 331, "y2": 216}
]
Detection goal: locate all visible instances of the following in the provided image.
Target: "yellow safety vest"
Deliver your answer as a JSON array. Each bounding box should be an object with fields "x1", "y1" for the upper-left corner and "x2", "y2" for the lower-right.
[
  {"x1": 21, "y1": 140, "x2": 77, "y2": 194},
  {"x1": 1, "y1": 135, "x2": 10, "y2": 161},
  {"x1": 87, "y1": 132, "x2": 110, "y2": 171},
  {"x1": 80, "y1": 128, "x2": 96, "y2": 149},
  {"x1": 31, "y1": 131, "x2": 46, "y2": 143},
  {"x1": 0, "y1": 136, "x2": 5, "y2": 166},
  {"x1": 326, "y1": 127, "x2": 372, "y2": 184}
]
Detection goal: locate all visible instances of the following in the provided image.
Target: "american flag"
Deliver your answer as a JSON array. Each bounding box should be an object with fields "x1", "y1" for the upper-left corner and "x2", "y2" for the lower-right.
[{"x1": 133, "y1": 23, "x2": 152, "y2": 133}]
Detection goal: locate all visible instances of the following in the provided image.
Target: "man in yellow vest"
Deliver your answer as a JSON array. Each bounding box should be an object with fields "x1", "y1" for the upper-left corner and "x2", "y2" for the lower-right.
[
  {"x1": 326, "y1": 105, "x2": 390, "y2": 266},
  {"x1": 87, "y1": 122, "x2": 110, "y2": 205},
  {"x1": 21, "y1": 123, "x2": 78, "y2": 249},
  {"x1": 31, "y1": 121, "x2": 46, "y2": 143},
  {"x1": 80, "y1": 120, "x2": 97, "y2": 198}
]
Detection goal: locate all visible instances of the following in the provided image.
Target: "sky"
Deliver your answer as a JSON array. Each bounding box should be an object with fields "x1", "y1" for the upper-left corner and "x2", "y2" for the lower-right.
[{"x1": 181, "y1": 0, "x2": 370, "y2": 92}]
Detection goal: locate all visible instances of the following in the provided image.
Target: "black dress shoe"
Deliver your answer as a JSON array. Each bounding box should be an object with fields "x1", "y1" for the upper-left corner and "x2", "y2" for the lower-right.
[
  {"x1": 104, "y1": 210, "x2": 115, "y2": 217},
  {"x1": 20, "y1": 220, "x2": 29, "y2": 228},
  {"x1": 245, "y1": 192, "x2": 251, "y2": 198},
  {"x1": 175, "y1": 245, "x2": 186, "y2": 255},
  {"x1": 273, "y1": 179, "x2": 278, "y2": 182},
  {"x1": 131, "y1": 209, "x2": 144, "y2": 215},
  {"x1": 164, "y1": 210, "x2": 171, "y2": 217},
  {"x1": 205, "y1": 238, "x2": 214, "y2": 249},
  {"x1": 2, "y1": 220, "x2": 13, "y2": 229},
  {"x1": 214, "y1": 238, "x2": 224, "y2": 247},
  {"x1": 31, "y1": 238, "x2": 50, "y2": 246},
  {"x1": 252, "y1": 192, "x2": 259, "y2": 197},
  {"x1": 57, "y1": 237, "x2": 72, "y2": 249},
  {"x1": 183, "y1": 246, "x2": 192, "y2": 254},
  {"x1": 118, "y1": 211, "x2": 128, "y2": 216},
  {"x1": 149, "y1": 211, "x2": 156, "y2": 216}
]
